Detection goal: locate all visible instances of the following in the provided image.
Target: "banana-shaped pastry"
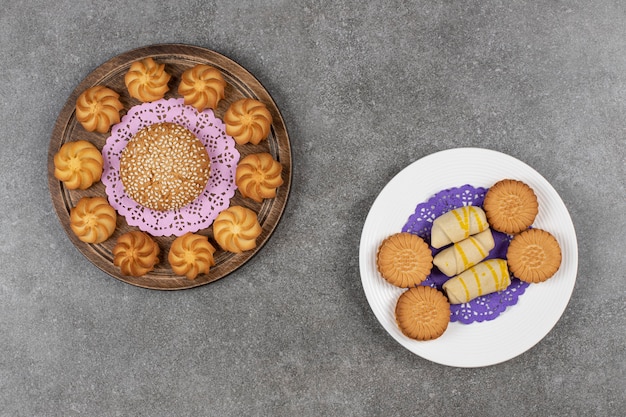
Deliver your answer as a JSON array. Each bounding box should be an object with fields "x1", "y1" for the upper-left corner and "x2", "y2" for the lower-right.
[
  {"x1": 430, "y1": 206, "x2": 489, "y2": 249},
  {"x1": 433, "y1": 229, "x2": 495, "y2": 277},
  {"x1": 442, "y1": 259, "x2": 511, "y2": 304}
]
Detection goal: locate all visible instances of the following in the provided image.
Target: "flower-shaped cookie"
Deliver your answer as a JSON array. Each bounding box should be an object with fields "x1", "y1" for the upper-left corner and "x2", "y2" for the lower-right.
[
  {"x1": 70, "y1": 197, "x2": 117, "y2": 244},
  {"x1": 75, "y1": 86, "x2": 124, "y2": 133},
  {"x1": 236, "y1": 153, "x2": 283, "y2": 203},
  {"x1": 223, "y1": 98, "x2": 272, "y2": 145},
  {"x1": 124, "y1": 57, "x2": 171, "y2": 102},
  {"x1": 53, "y1": 140, "x2": 103, "y2": 190},
  {"x1": 213, "y1": 206, "x2": 262, "y2": 253},
  {"x1": 178, "y1": 64, "x2": 226, "y2": 112},
  {"x1": 168, "y1": 232, "x2": 216, "y2": 279},
  {"x1": 112, "y1": 231, "x2": 160, "y2": 277}
]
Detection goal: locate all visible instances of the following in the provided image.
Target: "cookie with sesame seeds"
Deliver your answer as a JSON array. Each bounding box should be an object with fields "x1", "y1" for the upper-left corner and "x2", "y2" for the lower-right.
[{"x1": 119, "y1": 122, "x2": 211, "y2": 211}]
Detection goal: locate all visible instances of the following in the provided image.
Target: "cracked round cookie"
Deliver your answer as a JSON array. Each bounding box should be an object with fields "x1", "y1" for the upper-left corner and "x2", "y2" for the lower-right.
[{"x1": 119, "y1": 122, "x2": 211, "y2": 211}]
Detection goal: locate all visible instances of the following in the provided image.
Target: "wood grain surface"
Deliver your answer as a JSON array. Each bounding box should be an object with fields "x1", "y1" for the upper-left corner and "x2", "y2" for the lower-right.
[{"x1": 47, "y1": 44, "x2": 292, "y2": 290}]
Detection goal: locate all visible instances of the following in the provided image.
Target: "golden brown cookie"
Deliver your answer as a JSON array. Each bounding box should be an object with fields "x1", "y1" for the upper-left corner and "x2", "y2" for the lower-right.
[
  {"x1": 395, "y1": 286, "x2": 450, "y2": 341},
  {"x1": 112, "y1": 231, "x2": 160, "y2": 277},
  {"x1": 53, "y1": 140, "x2": 103, "y2": 190},
  {"x1": 376, "y1": 233, "x2": 433, "y2": 288},
  {"x1": 168, "y1": 232, "x2": 217, "y2": 280},
  {"x1": 224, "y1": 98, "x2": 273, "y2": 145},
  {"x1": 507, "y1": 228, "x2": 562, "y2": 283},
  {"x1": 70, "y1": 197, "x2": 117, "y2": 244},
  {"x1": 124, "y1": 57, "x2": 171, "y2": 102},
  {"x1": 236, "y1": 153, "x2": 284, "y2": 203},
  {"x1": 213, "y1": 206, "x2": 262, "y2": 253},
  {"x1": 75, "y1": 85, "x2": 123, "y2": 133},
  {"x1": 120, "y1": 122, "x2": 211, "y2": 211},
  {"x1": 483, "y1": 179, "x2": 538, "y2": 234},
  {"x1": 178, "y1": 64, "x2": 226, "y2": 112}
]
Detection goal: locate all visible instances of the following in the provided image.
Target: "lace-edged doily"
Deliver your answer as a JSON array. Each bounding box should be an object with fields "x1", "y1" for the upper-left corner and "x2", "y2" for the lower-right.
[
  {"x1": 402, "y1": 184, "x2": 530, "y2": 324},
  {"x1": 101, "y1": 98, "x2": 240, "y2": 236}
]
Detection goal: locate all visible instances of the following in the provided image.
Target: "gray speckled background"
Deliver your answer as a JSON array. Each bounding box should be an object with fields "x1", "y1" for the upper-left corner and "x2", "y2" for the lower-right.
[{"x1": 1, "y1": 0, "x2": 624, "y2": 416}]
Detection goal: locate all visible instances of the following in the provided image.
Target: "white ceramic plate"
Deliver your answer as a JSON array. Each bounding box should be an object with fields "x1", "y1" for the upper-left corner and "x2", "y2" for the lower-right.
[{"x1": 359, "y1": 148, "x2": 578, "y2": 367}]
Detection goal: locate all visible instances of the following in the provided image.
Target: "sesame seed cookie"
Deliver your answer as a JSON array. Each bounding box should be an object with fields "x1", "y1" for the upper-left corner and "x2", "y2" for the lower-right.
[{"x1": 120, "y1": 122, "x2": 210, "y2": 211}]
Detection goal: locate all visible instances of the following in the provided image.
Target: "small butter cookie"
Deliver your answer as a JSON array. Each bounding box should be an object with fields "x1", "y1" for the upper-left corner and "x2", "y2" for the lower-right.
[
  {"x1": 483, "y1": 179, "x2": 538, "y2": 234},
  {"x1": 53, "y1": 140, "x2": 103, "y2": 190},
  {"x1": 376, "y1": 233, "x2": 433, "y2": 288},
  {"x1": 168, "y1": 232, "x2": 216, "y2": 280},
  {"x1": 395, "y1": 286, "x2": 450, "y2": 341},
  {"x1": 178, "y1": 64, "x2": 226, "y2": 111},
  {"x1": 70, "y1": 197, "x2": 117, "y2": 244},
  {"x1": 125, "y1": 57, "x2": 171, "y2": 102},
  {"x1": 224, "y1": 98, "x2": 272, "y2": 145},
  {"x1": 236, "y1": 153, "x2": 283, "y2": 203},
  {"x1": 213, "y1": 206, "x2": 262, "y2": 253},
  {"x1": 113, "y1": 231, "x2": 160, "y2": 277},
  {"x1": 75, "y1": 85, "x2": 123, "y2": 133},
  {"x1": 507, "y1": 228, "x2": 562, "y2": 283}
]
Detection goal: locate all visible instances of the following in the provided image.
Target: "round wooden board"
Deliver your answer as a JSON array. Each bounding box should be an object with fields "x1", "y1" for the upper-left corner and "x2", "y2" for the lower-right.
[{"x1": 47, "y1": 44, "x2": 292, "y2": 290}]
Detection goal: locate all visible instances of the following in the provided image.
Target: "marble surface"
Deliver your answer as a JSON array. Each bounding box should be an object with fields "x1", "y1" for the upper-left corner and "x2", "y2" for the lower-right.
[{"x1": 1, "y1": 0, "x2": 624, "y2": 415}]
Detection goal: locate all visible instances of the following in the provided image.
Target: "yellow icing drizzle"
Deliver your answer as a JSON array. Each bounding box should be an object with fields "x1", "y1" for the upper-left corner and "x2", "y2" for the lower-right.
[
  {"x1": 469, "y1": 235, "x2": 487, "y2": 258},
  {"x1": 458, "y1": 276, "x2": 470, "y2": 302},
  {"x1": 497, "y1": 259, "x2": 509, "y2": 289},
  {"x1": 469, "y1": 206, "x2": 487, "y2": 232},
  {"x1": 451, "y1": 206, "x2": 487, "y2": 240},
  {"x1": 454, "y1": 242, "x2": 470, "y2": 269},
  {"x1": 484, "y1": 260, "x2": 504, "y2": 291},
  {"x1": 470, "y1": 267, "x2": 483, "y2": 296},
  {"x1": 454, "y1": 236, "x2": 487, "y2": 271},
  {"x1": 452, "y1": 206, "x2": 471, "y2": 239}
]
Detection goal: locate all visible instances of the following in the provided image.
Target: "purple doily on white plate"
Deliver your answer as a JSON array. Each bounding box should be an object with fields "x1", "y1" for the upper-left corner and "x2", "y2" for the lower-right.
[
  {"x1": 101, "y1": 98, "x2": 240, "y2": 237},
  {"x1": 402, "y1": 184, "x2": 530, "y2": 324}
]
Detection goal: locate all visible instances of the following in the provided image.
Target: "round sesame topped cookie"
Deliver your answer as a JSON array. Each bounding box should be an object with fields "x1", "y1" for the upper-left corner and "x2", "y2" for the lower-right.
[{"x1": 119, "y1": 122, "x2": 211, "y2": 211}]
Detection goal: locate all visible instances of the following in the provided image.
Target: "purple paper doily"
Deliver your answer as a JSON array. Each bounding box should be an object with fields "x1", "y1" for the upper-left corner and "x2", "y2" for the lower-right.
[
  {"x1": 402, "y1": 184, "x2": 529, "y2": 324},
  {"x1": 101, "y1": 98, "x2": 240, "y2": 236}
]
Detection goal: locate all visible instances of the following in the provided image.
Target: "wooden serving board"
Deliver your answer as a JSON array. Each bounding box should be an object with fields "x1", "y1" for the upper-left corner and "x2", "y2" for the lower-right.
[{"x1": 47, "y1": 44, "x2": 292, "y2": 290}]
